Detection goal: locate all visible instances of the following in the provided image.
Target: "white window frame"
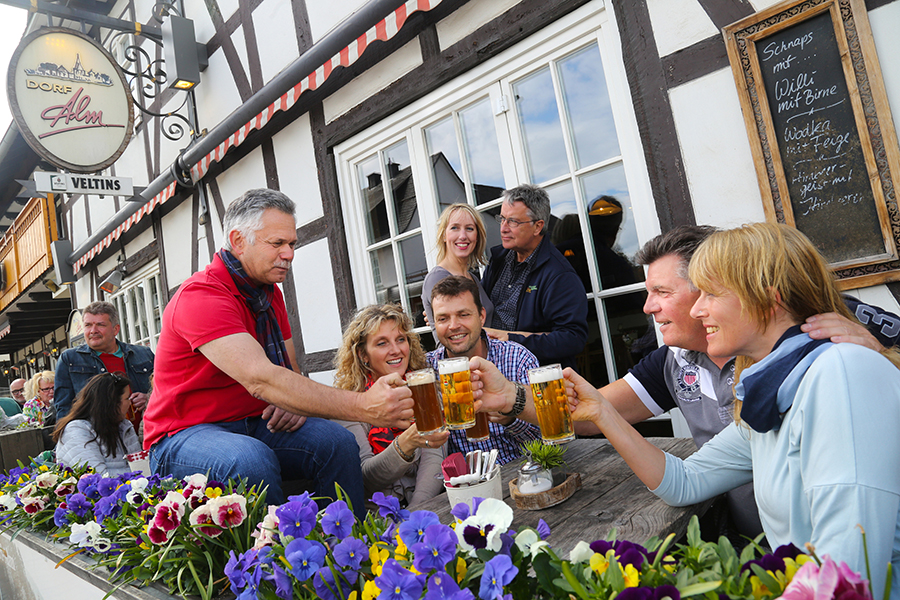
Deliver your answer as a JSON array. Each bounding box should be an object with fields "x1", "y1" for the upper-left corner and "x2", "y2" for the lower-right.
[
  {"x1": 103, "y1": 261, "x2": 163, "y2": 351},
  {"x1": 335, "y1": 0, "x2": 657, "y2": 379}
]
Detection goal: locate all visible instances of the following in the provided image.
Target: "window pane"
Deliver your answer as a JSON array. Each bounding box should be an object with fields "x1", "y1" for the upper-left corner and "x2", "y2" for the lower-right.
[
  {"x1": 458, "y1": 99, "x2": 505, "y2": 205},
  {"x1": 603, "y1": 291, "x2": 657, "y2": 379},
  {"x1": 384, "y1": 140, "x2": 419, "y2": 233},
  {"x1": 513, "y1": 67, "x2": 568, "y2": 184},
  {"x1": 115, "y1": 296, "x2": 129, "y2": 343},
  {"x1": 150, "y1": 276, "x2": 161, "y2": 337},
  {"x1": 580, "y1": 163, "x2": 643, "y2": 288},
  {"x1": 558, "y1": 44, "x2": 620, "y2": 169},
  {"x1": 400, "y1": 235, "x2": 428, "y2": 328},
  {"x1": 371, "y1": 246, "x2": 400, "y2": 305},
  {"x1": 358, "y1": 155, "x2": 390, "y2": 244},
  {"x1": 425, "y1": 116, "x2": 466, "y2": 211},
  {"x1": 546, "y1": 179, "x2": 592, "y2": 293},
  {"x1": 479, "y1": 205, "x2": 504, "y2": 256}
]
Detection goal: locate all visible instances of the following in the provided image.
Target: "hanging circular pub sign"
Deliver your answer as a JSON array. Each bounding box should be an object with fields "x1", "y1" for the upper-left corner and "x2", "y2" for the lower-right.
[{"x1": 7, "y1": 27, "x2": 134, "y2": 173}]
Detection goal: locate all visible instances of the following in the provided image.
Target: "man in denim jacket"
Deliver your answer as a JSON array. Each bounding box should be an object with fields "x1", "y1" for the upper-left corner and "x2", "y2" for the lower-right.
[{"x1": 54, "y1": 301, "x2": 154, "y2": 420}]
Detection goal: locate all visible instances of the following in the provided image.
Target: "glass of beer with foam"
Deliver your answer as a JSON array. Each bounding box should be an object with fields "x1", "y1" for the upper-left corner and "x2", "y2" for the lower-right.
[
  {"x1": 528, "y1": 363, "x2": 574, "y2": 444},
  {"x1": 437, "y1": 356, "x2": 476, "y2": 429},
  {"x1": 405, "y1": 368, "x2": 445, "y2": 436}
]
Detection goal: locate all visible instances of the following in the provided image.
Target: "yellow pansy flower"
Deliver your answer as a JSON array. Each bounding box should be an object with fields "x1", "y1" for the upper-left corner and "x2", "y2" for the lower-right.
[
  {"x1": 370, "y1": 544, "x2": 389, "y2": 576},
  {"x1": 455, "y1": 557, "x2": 468, "y2": 583},
  {"x1": 622, "y1": 563, "x2": 640, "y2": 588},
  {"x1": 590, "y1": 553, "x2": 609, "y2": 575},
  {"x1": 362, "y1": 579, "x2": 380, "y2": 600},
  {"x1": 394, "y1": 534, "x2": 408, "y2": 560}
]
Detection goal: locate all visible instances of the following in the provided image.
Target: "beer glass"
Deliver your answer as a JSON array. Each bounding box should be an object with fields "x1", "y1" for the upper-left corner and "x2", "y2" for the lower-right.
[
  {"x1": 465, "y1": 412, "x2": 490, "y2": 442},
  {"x1": 528, "y1": 364, "x2": 574, "y2": 444},
  {"x1": 437, "y1": 356, "x2": 476, "y2": 429},
  {"x1": 405, "y1": 368, "x2": 446, "y2": 436}
]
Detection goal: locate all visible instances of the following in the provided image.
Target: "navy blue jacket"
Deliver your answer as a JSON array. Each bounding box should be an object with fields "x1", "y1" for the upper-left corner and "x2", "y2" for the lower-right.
[
  {"x1": 54, "y1": 342, "x2": 155, "y2": 419},
  {"x1": 482, "y1": 236, "x2": 588, "y2": 369}
]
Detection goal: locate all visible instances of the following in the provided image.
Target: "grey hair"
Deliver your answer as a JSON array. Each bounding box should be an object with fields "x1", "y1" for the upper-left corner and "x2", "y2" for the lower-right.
[
  {"x1": 502, "y1": 184, "x2": 551, "y2": 234},
  {"x1": 83, "y1": 301, "x2": 119, "y2": 327},
  {"x1": 222, "y1": 189, "x2": 296, "y2": 251}
]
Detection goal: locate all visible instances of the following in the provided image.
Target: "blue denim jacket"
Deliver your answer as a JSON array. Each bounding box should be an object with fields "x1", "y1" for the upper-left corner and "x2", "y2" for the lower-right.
[{"x1": 54, "y1": 342, "x2": 155, "y2": 419}]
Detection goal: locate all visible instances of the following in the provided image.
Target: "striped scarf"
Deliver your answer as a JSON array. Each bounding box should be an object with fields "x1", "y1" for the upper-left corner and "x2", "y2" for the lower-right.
[{"x1": 217, "y1": 249, "x2": 289, "y2": 369}]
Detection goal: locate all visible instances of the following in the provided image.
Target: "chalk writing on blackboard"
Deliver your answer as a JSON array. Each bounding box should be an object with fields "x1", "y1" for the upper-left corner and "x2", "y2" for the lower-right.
[{"x1": 757, "y1": 11, "x2": 885, "y2": 264}]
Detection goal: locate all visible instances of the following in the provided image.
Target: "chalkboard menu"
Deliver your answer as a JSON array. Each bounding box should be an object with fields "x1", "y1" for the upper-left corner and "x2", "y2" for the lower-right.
[{"x1": 725, "y1": 0, "x2": 900, "y2": 287}]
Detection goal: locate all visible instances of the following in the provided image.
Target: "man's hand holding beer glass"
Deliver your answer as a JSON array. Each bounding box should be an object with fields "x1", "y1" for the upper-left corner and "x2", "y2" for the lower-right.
[{"x1": 359, "y1": 372, "x2": 416, "y2": 428}]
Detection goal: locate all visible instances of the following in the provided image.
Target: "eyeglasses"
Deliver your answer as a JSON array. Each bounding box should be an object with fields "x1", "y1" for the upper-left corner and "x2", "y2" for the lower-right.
[
  {"x1": 494, "y1": 214, "x2": 537, "y2": 229},
  {"x1": 10, "y1": 389, "x2": 24, "y2": 396},
  {"x1": 40, "y1": 386, "x2": 54, "y2": 393}
]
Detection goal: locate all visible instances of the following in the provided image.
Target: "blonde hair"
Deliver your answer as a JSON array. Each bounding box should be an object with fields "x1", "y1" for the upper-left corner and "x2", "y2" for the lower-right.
[
  {"x1": 28, "y1": 371, "x2": 55, "y2": 399},
  {"x1": 333, "y1": 304, "x2": 427, "y2": 392},
  {"x1": 689, "y1": 222, "x2": 900, "y2": 420},
  {"x1": 434, "y1": 204, "x2": 488, "y2": 270}
]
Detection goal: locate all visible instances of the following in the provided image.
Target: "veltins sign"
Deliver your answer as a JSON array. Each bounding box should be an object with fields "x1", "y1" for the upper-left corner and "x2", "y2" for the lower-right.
[{"x1": 7, "y1": 28, "x2": 134, "y2": 173}]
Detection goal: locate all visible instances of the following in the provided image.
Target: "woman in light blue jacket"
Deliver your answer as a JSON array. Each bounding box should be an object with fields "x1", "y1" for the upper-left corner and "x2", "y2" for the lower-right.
[
  {"x1": 567, "y1": 223, "x2": 900, "y2": 599},
  {"x1": 53, "y1": 372, "x2": 141, "y2": 476}
]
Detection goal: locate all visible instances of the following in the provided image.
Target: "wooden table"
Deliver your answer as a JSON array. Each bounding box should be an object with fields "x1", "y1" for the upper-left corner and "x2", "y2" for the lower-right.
[
  {"x1": 415, "y1": 437, "x2": 712, "y2": 557},
  {"x1": 0, "y1": 427, "x2": 43, "y2": 472}
]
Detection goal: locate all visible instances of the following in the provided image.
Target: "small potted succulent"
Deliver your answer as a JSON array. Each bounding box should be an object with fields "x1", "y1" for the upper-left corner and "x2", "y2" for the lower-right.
[{"x1": 516, "y1": 440, "x2": 566, "y2": 494}]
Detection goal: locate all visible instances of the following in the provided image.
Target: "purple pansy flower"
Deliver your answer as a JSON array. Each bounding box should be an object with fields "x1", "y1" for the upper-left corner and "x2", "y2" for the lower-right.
[
  {"x1": 94, "y1": 495, "x2": 121, "y2": 524},
  {"x1": 376, "y1": 559, "x2": 425, "y2": 600},
  {"x1": 272, "y1": 564, "x2": 293, "y2": 600},
  {"x1": 97, "y1": 477, "x2": 121, "y2": 497},
  {"x1": 321, "y1": 500, "x2": 355, "y2": 539},
  {"x1": 479, "y1": 554, "x2": 518, "y2": 599},
  {"x1": 371, "y1": 492, "x2": 411, "y2": 523},
  {"x1": 333, "y1": 537, "x2": 369, "y2": 571},
  {"x1": 450, "y1": 496, "x2": 486, "y2": 522},
  {"x1": 276, "y1": 500, "x2": 317, "y2": 540},
  {"x1": 53, "y1": 506, "x2": 69, "y2": 527},
  {"x1": 398, "y1": 510, "x2": 440, "y2": 547},
  {"x1": 412, "y1": 523, "x2": 458, "y2": 573},
  {"x1": 77, "y1": 474, "x2": 101, "y2": 499},
  {"x1": 536, "y1": 519, "x2": 550, "y2": 539},
  {"x1": 742, "y1": 543, "x2": 804, "y2": 574},
  {"x1": 616, "y1": 585, "x2": 681, "y2": 600},
  {"x1": 224, "y1": 548, "x2": 260, "y2": 591},
  {"x1": 313, "y1": 566, "x2": 359, "y2": 600},
  {"x1": 424, "y1": 573, "x2": 476, "y2": 600},
  {"x1": 284, "y1": 538, "x2": 326, "y2": 581},
  {"x1": 66, "y1": 493, "x2": 92, "y2": 518}
]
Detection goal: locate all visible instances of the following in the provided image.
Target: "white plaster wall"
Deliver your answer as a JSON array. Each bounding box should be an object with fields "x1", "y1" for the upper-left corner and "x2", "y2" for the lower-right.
[
  {"x1": 193, "y1": 49, "x2": 243, "y2": 135},
  {"x1": 322, "y1": 39, "x2": 422, "y2": 123},
  {"x1": 290, "y1": 239, "x2": 342, "y2": 354},
  {"x1": 310, "y1": 369, "x2": 336, "y2": 385},
  {"x1": 271, "y1": 112, "x2": 323, "y2": 226},
  {"x1": 87, "y1": 197, "x2": 124, "y2": 235},
  {"x1": 869, "y1": 3, "x2": 900, "y2": 124},
  {"x1": 160, "y1": 197, "x2": 196, "y2": 286},
  {"x1": 749, "y1": 0, "x2": 784, "y2": 11},
  {"x1": 669, "y1": 68, "x2": 766, "y2": 228},
  {"x1": 157, "y1": 94, "x2": 195, "y2": 175},
  {"x1": 216, "y1": 146, "x2": 268, "y2": 208},
  {"x1": 69, "y1": 195, "x2": 89, "y2": 247},
  {"x1": 306, "y1": 0, "x2": 366, "y2": 43},
  {"x1": 646, "y1": 0, "x2": 718, "y2": 56},
  {"x1": 231, "y1": 25, "x2": 251, "y2": 81},
  {"x1": 112, "y1": 129, "x2": 151, "y2": 187},
  {"x1": 186, "y1": 1, "x2": 216, "y2": 44},
  {"x1": 255, "y1": 0, "x2": 301, "y2": 84},
  {"x1": 436, "y1": 0, "x2": 522, "y2": 51}
]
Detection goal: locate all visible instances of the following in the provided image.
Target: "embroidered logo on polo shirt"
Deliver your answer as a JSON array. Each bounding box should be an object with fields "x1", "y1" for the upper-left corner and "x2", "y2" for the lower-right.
[
  {"x1": 675, "y1": 363, "x2": 702, "y2": 402},
  {"x1": 526, "y1": 285, "x2": 538, "y2": 293}
]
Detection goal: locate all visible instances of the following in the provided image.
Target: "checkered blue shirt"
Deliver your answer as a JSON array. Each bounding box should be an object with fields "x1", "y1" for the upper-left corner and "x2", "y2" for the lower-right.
[
  {"x1": 489, "y1": 249, "x2": 537, "y2": 330},
  {"x1": 426, "y1": 335, "x2": 541, "y2": 465}
]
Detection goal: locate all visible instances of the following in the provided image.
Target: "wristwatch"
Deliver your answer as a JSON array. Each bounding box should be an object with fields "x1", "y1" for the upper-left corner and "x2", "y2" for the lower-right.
[{"x1": 501, "y1": 383, "x2": 527, "y2": 418}]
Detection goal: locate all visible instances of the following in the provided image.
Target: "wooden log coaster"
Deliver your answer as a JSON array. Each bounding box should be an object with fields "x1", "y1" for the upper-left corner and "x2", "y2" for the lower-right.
[{"x1": 509, "y1": 471, "x2": 582, "y2": 510}]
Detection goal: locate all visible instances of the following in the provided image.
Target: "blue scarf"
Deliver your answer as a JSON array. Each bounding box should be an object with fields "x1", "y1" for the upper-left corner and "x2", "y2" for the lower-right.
[
  {"x1": 734, "y1": 326, "x2": 831, "y2": 433},
  {"x1": 217, "y1": 249, "x2": 289, "y2": 369}
]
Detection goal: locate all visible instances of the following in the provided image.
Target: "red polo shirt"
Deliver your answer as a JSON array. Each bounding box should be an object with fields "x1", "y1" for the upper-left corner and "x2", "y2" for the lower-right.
[{"x1": 142, "y1": 255, "x2": 291, "y2": 449}]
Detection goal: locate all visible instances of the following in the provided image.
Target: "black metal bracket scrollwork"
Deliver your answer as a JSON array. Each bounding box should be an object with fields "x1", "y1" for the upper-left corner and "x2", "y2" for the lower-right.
[{"x1": 110, "y1": 1, "x2": 198, "y2": 144}]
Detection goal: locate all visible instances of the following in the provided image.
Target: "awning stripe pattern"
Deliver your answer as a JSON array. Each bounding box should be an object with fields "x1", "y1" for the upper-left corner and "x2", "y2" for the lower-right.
[{"x1": 73, "y1": 0, "x2": 442, "y2": 273}]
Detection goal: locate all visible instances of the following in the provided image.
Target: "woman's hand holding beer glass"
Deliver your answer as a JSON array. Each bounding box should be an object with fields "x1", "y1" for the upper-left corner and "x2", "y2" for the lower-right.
[{"x1": 360, "y1": 372, "x2": 416, "y2": 428}]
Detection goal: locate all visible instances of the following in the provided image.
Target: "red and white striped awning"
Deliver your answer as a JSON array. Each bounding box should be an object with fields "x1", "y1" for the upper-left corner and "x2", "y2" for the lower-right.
[{"x1": 73, "y1": 0, "x2": 442, "y2": 273}]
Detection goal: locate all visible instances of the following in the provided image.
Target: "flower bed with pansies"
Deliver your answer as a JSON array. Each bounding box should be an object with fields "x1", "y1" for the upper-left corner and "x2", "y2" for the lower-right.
[{"x1": 0, "y1": 461, "x2": 880, "y2": 600}]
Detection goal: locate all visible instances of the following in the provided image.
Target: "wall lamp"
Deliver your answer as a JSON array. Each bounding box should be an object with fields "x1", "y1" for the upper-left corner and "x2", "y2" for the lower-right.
[
  {"x1": 163, "y1": 15, "x2": 201, "y2": 90},
  {"x1": 99, "y1": 267, "x2": 125, "y2": 294}
]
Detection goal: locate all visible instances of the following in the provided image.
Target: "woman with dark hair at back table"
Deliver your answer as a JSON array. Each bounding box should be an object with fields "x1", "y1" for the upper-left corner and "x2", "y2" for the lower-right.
[{"x1": 54, "y1": 372, "x2": 141, "y2": 476}]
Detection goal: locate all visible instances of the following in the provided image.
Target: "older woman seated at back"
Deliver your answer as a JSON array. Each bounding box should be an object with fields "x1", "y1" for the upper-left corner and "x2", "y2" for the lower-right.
[
  {"x1": 333, "y1": 304, "x2": 449, "y2": 508},
  {"x1": 567, "y1": 223, "x2": 900, "y2": 598}
]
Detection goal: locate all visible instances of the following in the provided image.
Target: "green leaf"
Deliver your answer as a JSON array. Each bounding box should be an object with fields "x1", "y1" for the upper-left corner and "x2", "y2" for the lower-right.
[{"x1": 678, "y1": 581, "x2": 723, "y2": 597}]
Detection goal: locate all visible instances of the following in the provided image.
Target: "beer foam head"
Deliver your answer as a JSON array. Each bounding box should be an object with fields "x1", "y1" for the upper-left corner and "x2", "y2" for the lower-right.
[
  {"x1": 528, "y1": 364, "x2": 564, "y2": 384},
  {"x1": 406, "y1": 369, "x2": 436, "y2": 385},
  {"x1": 438, "y1": 356, "x2": 469, "y2": 374}
]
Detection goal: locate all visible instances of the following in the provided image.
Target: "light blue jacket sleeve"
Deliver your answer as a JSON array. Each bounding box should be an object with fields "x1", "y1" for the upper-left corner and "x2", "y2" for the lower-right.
[
  {"x1": 652, "y1": 422, "x2": 754, "y2": 507},
  {"x1": 790, "y1": 345, "x2": 900, "y2": 600}
]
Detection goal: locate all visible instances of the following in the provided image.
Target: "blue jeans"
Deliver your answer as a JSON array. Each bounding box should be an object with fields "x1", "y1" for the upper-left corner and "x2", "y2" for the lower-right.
[{"x1": 149, "y1": 417, "x2": 365, "y2": 518}]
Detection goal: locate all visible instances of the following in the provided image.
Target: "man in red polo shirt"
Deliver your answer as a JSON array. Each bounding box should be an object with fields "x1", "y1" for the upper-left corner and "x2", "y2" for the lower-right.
[{"x1": 143, "y1": 189, "x2": 413, "y2": 514}]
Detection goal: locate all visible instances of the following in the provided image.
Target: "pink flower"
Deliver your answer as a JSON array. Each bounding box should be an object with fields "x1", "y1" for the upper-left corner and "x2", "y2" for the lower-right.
[
  {"x1": 22, "y1": 497, "x2": 46, "y2": 514},
  {"x1": 15, "y1": 483, "x2": 37, "y2": 500},
  {"x1": 34, "y1": 472, "x2": 59, "y2": 489},
  {"x1": 781, "y1": 557, "x2": 870, "y2": 600},
  {"x1": 147, "y1": 522, "x2": 174, "y2": 545},
  {"x1": 252, "y1": 505, "x2": 280, "y2": 549},
  {"x1": 55, "y1": 477, "x2": 78, "y2": 497},
  {"x1": 153, "y1": 491, "x2": 187, "y2": 532},
  {"x1": 189, "y1": 504, "x2": 223, "y2": 538},
  {"x1": 207, "y1": 494, "x2": 247, "y2": 528}
]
